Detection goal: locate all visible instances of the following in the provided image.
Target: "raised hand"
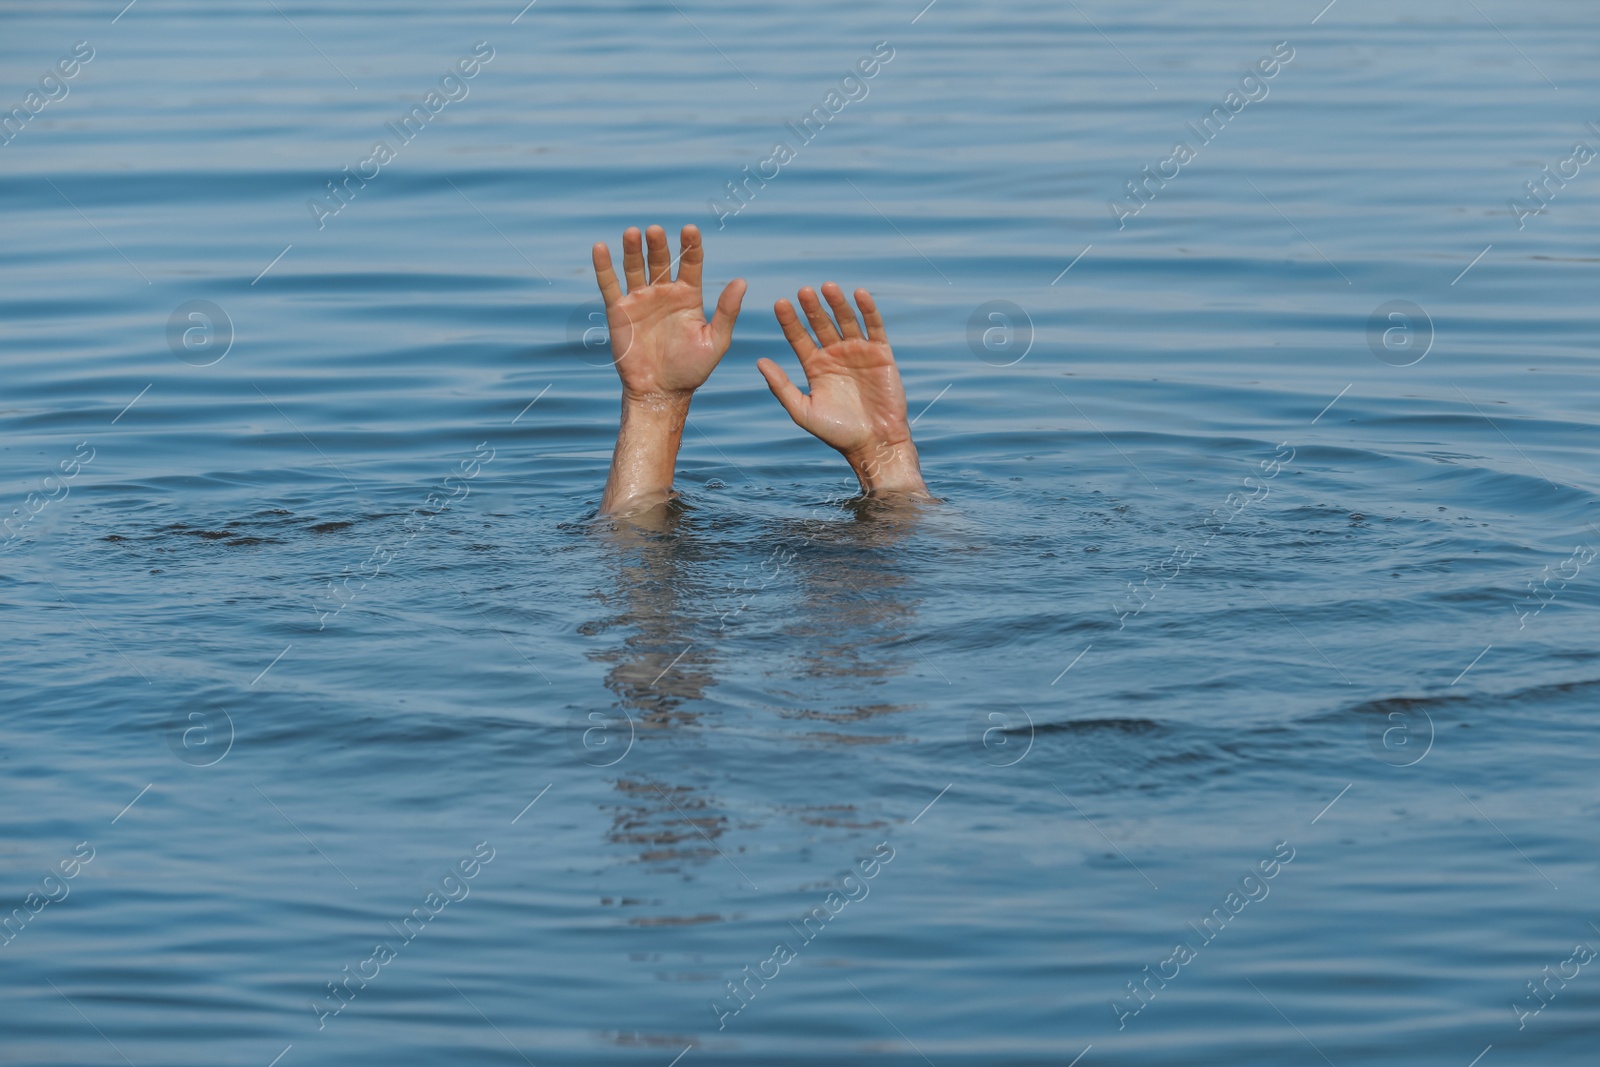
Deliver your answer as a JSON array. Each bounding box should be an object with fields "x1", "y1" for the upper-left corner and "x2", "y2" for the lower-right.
[
  {"x1": 592, "y1": 224, "x2": 746, "y2": 400},
  {"x1": 591, "y1": 224, "x2": 746, "y2": 516},
  {"x1": 757, "y1": 283, "x2": 929, "y2": 498}
]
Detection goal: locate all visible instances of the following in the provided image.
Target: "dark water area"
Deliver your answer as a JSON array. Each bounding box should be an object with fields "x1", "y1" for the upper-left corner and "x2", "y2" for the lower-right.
[{"x1": 2, "y1": 1, "x2": 1598, "y2": 1064}]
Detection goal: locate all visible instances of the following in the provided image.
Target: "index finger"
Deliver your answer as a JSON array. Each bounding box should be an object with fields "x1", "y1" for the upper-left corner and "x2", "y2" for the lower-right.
[{"x1": 592, "y1": 243, "x2": 623, "y2": 308}]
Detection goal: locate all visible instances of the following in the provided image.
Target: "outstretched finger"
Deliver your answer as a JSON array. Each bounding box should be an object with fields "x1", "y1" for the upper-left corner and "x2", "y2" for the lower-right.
[
  {"x1": 595, "y1": 243, "x2": 624, "y2": 308},
  {"x1": 592, "y1": 243, "x2": 623, "y2": 308},
  {"x1": 621, "y1": 227, "x2": 647, "y2": 293},
  {"x1": 677, "y1": 225, "x2": 703, "y2": 289},
  {"x1": 821, "y1": 281, "x2": 863, "y2": 340},
  {"x1": 774, "y1": 298, "x2": 819, "y2": 360},
  {"x1": 645, "y1": 224, "x2": 672, "y2": 286},
  {"x1": 756, "y1": 357, "x2": 809, "y2": 426},
  {"x1": 797, "y1": 287, "x2": 842, "y2": 347},
  {"x1": 709, "y1": 278, "x2": 746, "y2": 352},
  {"x1": 855, "y1": 288, "x2": 888, "y2": 343}
]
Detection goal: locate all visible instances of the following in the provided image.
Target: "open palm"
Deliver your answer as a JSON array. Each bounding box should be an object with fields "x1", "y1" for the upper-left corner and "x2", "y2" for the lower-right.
[
  {"x1": 592, "y1": 225, "x2": 745, "y2": 399},
  {"x1": 758, "y1": 283, "x2": 913, "y2": 460}
]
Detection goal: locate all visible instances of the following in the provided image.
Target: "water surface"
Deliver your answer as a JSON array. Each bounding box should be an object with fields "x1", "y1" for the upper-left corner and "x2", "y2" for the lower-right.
[{"x1": 3, "y1": 1, "x2": 1599, "y2": 1064}]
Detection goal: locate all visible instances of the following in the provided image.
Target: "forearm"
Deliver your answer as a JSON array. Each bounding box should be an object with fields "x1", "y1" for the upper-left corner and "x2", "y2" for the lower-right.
[
  {"x1": 600, "y1": 391, "x2": 693, "y2": 515},
  {"x1": 844, "y1": 437, "x2": 928, "y2": 498}
]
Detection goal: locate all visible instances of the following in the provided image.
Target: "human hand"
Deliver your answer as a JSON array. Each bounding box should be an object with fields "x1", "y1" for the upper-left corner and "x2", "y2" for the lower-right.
[
  {"x1": 591, "y1": 224, "x2": 744, "y2": 516},
  {"x1": 591, "y1": 224, "x2": 746, "y2": 401},
  {"x1": 757, "y1": 283, "x2": 928, "y2": 497}
]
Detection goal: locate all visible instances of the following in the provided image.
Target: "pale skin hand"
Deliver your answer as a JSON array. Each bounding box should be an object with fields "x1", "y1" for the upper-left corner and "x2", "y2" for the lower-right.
[
  {"x1": 593, "y1": 224, "x2": 746, "y2": 515},
  {"x1": 757, "y1": 283, "x2": 929, "y2": 498}
]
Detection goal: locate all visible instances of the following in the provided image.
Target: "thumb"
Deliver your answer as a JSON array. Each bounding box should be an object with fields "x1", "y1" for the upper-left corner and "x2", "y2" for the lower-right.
[
  {"x1": 756, "y1": 358, "x2": 808, "y2": 426},
  {"x1": 709, "y1": 278, "x2": 747, "y2": 353}
]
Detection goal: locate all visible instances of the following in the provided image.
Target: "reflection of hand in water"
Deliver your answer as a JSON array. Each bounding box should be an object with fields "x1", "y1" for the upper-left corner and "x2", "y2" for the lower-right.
[
  {"x1": 587, "y1": 462, "x2": 934, "y2": 885},
  {"x1": 770, "y1": 517, "x2": 929, "y2": 695},
  {"x1": 591, "y1": 489, "x2": 933, "y2": 734},
  {"x1": 590, "y1": 521, "x2": 749, "y2": 889},
  {"x1": 590, "y1": 517, "x2": 716, "y2": 726},
  {"x1": 758, "y1": 283, "x2": 930, "y2": 500}
]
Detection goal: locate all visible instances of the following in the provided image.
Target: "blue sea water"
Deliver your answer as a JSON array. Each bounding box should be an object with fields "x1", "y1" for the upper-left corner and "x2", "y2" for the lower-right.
[{"x1": 3, "y1": 0, "x2": 1599, "y2": 1064}]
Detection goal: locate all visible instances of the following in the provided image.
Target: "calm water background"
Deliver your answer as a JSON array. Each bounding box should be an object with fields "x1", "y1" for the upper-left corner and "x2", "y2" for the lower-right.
[{"x1": 3, "y1": 0, "x2": 1598, "y2": 1063}]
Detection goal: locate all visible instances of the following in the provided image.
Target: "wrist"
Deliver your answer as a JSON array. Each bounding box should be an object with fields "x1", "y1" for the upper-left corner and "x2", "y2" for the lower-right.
[
  {"x1": 618, "y1": 389, "x2": 693, "y2": 442},
  {"x1": 844, "y1": 438, "x2": 927, "y2": 497},
  {"x1": 622, "y1": 388, "x2": 694, "y2": 415}
]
